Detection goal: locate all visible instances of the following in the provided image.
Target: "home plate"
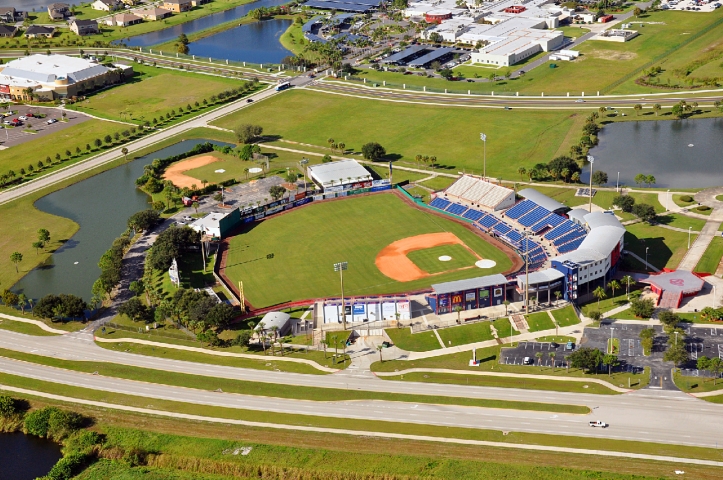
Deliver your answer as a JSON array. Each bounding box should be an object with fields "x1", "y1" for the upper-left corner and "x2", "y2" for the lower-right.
[
  {"x1": 475, "y1": 259, "x2": 496, "y2": 268},
  {"x1": 215, "y1": 169, "x2": 226, "y2": 173},
  {"x1": 438, "y1": 255, "x2": 452, "y2": 262}
]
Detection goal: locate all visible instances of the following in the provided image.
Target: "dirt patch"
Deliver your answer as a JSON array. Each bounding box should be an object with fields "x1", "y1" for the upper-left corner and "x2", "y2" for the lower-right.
[
  {"x1": 588, "y1": 50, "x2": 638, "y2": 61},
  {"x1": 376, "y1": 232, "x2": 477, "y2": 282},
  {"x1": 163, "y1": 154, "x2": 219, "y2": 188}
]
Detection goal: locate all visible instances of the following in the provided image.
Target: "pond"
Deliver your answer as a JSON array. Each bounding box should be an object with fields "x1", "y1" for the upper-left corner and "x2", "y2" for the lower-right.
[
  {"x1": 124, "y1": 0, "x2": 290, "y2": 48},
  {"x1": 585, "y1": 117, "x2": 723, "y2": 189},
  {"x1": 1, "y1": 0, "x2": 59, "y2": 10},
  {"x1": 0, "y1": 432, "x2": 62, "y2": 480},
  {"x1": 187, "y1": 18, "x2": 292, "y2": 64},
  {"x1": 11, "y1": 139, "x2": 229, "y2": 302}
]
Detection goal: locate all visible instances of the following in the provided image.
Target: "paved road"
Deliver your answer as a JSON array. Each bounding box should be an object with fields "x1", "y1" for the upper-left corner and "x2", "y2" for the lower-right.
[
  {"x1": 2, "y1": 330, "x2": 723, "y2": 448},
  {"x1": 0, "y1": 85, "x2": 279, "y2": 207}
]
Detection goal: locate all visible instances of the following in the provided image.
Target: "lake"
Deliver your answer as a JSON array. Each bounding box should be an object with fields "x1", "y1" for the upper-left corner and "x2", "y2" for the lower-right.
[
  {"x1": 11, "y1": 139, "x2": 228, "y2": 302},
  {"x1": 0, "y1": 432, "x2": 62, "y2": 480},
  {"x1": 585, "y1": 117, "x2": 723, "y2": 189},
  {"x1": 188, "y1": 18, "x2": 292, "y2": 64},
  {"x1": 124, "y1": 0, "x2": 289, "y2": 47}
]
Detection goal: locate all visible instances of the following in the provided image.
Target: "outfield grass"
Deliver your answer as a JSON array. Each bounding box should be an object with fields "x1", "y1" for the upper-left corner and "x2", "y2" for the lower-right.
[
  {"x1": 695, "y1": 236, "x2": 723, "y2": 274},
  {"x1": 224, "y1": 193, "x2": 514, "y2": 308},
  {"x1": 525, "y1": 312, "x2": 556, "y2": 332},
  {"x1": 407, "y1": 244, "x2": 479, "y2": 274},
  {"x1": 68, "y1": 64, "x2": 246, "y2": 124},
  {"x1": 212, "y1": 90, "x2": 580, "y2": 179},
  {"x1": 624, "y1": 222, "x2": 696, "y2": 270},
  {"x1": 550, "y1": 305, "x2": 580, "y2": 327},
  {"x1": 385, "y1": 327, "x2": 442, "y2": 351}
]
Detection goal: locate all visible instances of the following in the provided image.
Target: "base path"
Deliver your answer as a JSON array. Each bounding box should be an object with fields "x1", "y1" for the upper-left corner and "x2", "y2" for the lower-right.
[
  {"x1": 375, "y1": 232, "x2": 476, "y2": 282},
  {"x1": 162, "y1": 154, "x2": 219, "y2": 188}
]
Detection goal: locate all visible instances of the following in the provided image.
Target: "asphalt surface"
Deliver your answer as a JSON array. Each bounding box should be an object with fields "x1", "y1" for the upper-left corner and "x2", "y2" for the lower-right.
[{"x1": 1, "y1": 330, "x2": 723, "y2": 448}]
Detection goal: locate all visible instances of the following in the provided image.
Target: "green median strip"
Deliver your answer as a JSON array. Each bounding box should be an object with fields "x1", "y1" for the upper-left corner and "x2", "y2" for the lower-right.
[
  {"x1": 2, "y1": 372, "x2": 723, "y2": 466},
  {"x1": 0, "y1": 349, "x2": 587, "y2": 414}
]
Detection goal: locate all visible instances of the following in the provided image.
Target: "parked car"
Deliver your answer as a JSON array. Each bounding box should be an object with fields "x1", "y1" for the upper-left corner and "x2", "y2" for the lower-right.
[
  {"x1": 566, "y1": 341, "x2": 575, "y2": 351},
  {"x1": 26, "y1": 113, "x2": 34, "y2": 118},
  {"x1": 47, "y1": 118, "x2": 57, "y2": 124},
  {"x1": 589, "y1": 421, "x2": 608, "y2": 428},
  {"x1": 246, "y1": 98, "x2": 254, "y2": 103},
  {"x1": 523, "y1": 356, "x2": 534, "y2": 365},
  {"x1": 550, "y1": 342, "x2": 560, "y2": 348},
  {"x1": 382, "y1": 341, "x2": 393, "y2": 348},
  {"x1": 182, "y1": 216, "x2": 192, "y2": 222},
  {"x1": 18, "y1": 115, "x2": 27, "y2": 121}
]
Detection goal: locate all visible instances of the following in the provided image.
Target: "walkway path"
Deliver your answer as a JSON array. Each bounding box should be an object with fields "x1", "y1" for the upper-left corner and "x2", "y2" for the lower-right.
[
  {"x1": 4, "y1": 383, "x2": 723, "y2": 468},
  {"x1": 625, "y1": 250, "x2": 661, "y2": 273},
  {"x1": 0, "y1": 313, "x2": 66, "y2": 335},
  {"x1": 677, "y1": 190, "x2": 723, "y2": 271}
]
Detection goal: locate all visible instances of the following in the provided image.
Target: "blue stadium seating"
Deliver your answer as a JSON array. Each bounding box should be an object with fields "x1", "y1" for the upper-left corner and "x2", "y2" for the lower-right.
[
  {"x1": 544, "y1": 220, "x2": 578, "y2": 240},
  {"x1": 506, "y1": 230, "x2": 523, "y2": 243},
  {"x1": 518, "y1": 207, "x2": 551, "y2": 227},
  {"x1": 530, "y1": 213, "x2": 565, "y2": 234},
  {"x1": 446, "y1": 203, "x2": 468, "y2": 216},
  {"x1": 553, "y1": 231, "x2": 585, "y2": 247},
  {"x1": 557, "y1": 237, "x2": 585, "y2": 254},
  {"x1": 505, "y1": 200, "x2": 536, "y2": 219},
  {"x1": 493, "y1": 223, "x2": 512, "y2": 235},
  {"x1": 477, "y1": 215, "x2": 498, "y2": 229},
  {"x1": 463, "y1": 209, "x2": 485, "y2": 221},
  {"x1": 430, "y1": 197, "x2": 450, "y2": 210}
]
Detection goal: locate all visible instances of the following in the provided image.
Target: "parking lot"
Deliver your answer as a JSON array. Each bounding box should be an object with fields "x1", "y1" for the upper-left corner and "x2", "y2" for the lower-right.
[
  {"x1": 499, "y1": 341, "x2": 574, "y2": 368},
  {"x1": 661, "y1": 0, "x2": 720, "y2": 11},
  {"x1": 0, "y1": 106, "x2": 89, "y2": 149}
]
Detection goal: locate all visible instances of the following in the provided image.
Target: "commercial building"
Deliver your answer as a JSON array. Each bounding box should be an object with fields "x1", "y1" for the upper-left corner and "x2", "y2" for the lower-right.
[
  {"x1": 70, "y1": 20, "x2": 99, "y2": 36},
  {"x1": 426, "y1": 274, "x2": 509, "y2": 314},
  {"x1": 307, "y1": 159, "x2": 373, "y2": 191},
  {"x1": 640, "y1": 270, "x2": 705, "y2": 308},
  {"x1": 163, "y1": 0, "x2": 192, "y2": 13},
  {"x1": 0, "y1": 54, "x2": 133, "y2": 101},
  {"x1": 188, "y1": 209, "x2": 241, "y2": 239}
]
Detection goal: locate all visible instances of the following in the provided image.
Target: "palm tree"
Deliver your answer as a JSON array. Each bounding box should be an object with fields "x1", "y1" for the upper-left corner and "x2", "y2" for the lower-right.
[
  {"x1": 621, "y1": 275, "x2": 635, "y2": 299},
  {"x1": 593, "y1": 286, "x2": 607, "y2": 310},
  {"x1": 561, "y1": 168, "x2": 570, "y2": 183},
  {"x1": 415, "y1": 154, "x2": 422, "y2": 168},
  {"x1": 338, "y1": 142, "x2": 346, "y2": 153},
  {"x1": 320, "y1": 339, "x2": 328, "y2": 358},
  {"x1": 653, "y1": 104, "x2": 661, "y2": 116},
  {"x1": 535, "y1": 351, "x2": 543, "y2": 370},
  {"x1": 10, "y1": 251, "x2": 22, "y2": 273},
  {"x1": 244, "y1": 168, "x2": 250, "y2": 180},
  {"x1": 377, "y1": 344, "x2": 384, "y2": 363},
  {"x1": 571, "y1": 172, "x2": 581, "y2": 183},
  {"x1": 607, "y1": 280, "x2": 621, "y2": 299},
  {"x1": 327, "y1": 138, "x2": 335, "y2": 150},
  {"x1": 121, "y1": 147, "x2": 129, "y2": 162},
  {"x1": 518, "y1": 166, "x2": 526, "y2": 181},
  {"x1": 201, "y1": 179, "x2": 208, "y2": 190},
  {"x1": 256, "y1": 321, "x2": 266, "y2": 354},
  {"x1": 331, "y1": 334, "x2": 339, "y2": 363},
  {"x1": 549, "y1": 352, "x2": 556, "y2": 372},
  {"x1": 633, "y1": 104, "x2": 642, "y2": 116},
  {"x1": 554, "y1": 291, "x2": 562, "y2": 304},
  {"x1": 598, "y1": 106, "x2": 606, "y2": 115}
]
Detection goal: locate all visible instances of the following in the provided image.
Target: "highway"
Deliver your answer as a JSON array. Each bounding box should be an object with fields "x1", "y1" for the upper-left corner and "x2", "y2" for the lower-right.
[{"x1": 1, "y1": 330, "x2": 722, "y2": 448}]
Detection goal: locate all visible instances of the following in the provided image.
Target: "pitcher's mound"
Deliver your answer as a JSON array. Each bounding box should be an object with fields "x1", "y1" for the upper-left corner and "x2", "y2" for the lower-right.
[
  {"x1": 475, "y1": 259, "x2": 496, "y2": 269},
  {"x1": 438, "y1": 255, "x2": 452, "y2": 262}
]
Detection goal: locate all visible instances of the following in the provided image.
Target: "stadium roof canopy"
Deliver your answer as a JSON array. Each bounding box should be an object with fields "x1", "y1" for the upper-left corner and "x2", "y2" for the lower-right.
[
  {"x1": 308, "y1": 159, "x2": 372, "y2": 188},
  {"x1": 518, "y1": 188, "x2": 567, "y2": 213},
  {"x1": 431, "y1": 274, "x2": 508, "y2": 295}
]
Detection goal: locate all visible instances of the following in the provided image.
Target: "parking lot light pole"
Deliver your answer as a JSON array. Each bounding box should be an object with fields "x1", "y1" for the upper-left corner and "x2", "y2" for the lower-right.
[
  {"x1": 610, "y1": 327, "x2": 614, "y2": 354},
  {"x1": 645, "y1": 247, "x2": 649, "y2": 271},
  {"x1": 480, "y1": 133, "x2": 487, "y2": 180},
  {"x1": 688, "y1": 226, "x2": 692, "y2": 249},
  {"x1": 587, "y1": 155, "x2": 594, "y2": 213},
  {"x1": 334, "y1": 262, "x2": 348, "y2": 330},
  {"x1": 666, "y1": 189, "x2": 670, "y2": 212}
]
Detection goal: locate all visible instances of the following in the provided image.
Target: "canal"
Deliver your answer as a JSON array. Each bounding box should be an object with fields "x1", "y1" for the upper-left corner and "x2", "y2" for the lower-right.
[
  {"x1": 0, "y1": 432, "x2": 62, "y2": 480},
  {"x1": 585, "y1": 117, "x2": 723, "y2": 189},
  {"x1": 12, "y1": 140, "x2": 226, "y2": 302}
]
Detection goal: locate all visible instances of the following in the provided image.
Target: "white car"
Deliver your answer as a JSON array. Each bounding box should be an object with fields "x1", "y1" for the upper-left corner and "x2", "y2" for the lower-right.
[
  {"x1": 47, "y1": 118, "x2": 57, "y2": 124},
  {"x1": 589, "y1": 421, "x2": 608, "y2": 428},
  {"x1": 182, "y1": 216, "x2": 192, "y2": 222},
  {"x1": 575, "y1": 99, "x2": 585, "y2": 103},
  {"x1": 18, "y1": 115, "x2": 27, "y2": 121}
]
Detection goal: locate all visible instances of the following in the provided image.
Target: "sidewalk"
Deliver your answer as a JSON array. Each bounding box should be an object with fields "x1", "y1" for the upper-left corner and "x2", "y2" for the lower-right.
[{"x1": 0, "y1": 312, "x2": 67, "y2": 335}]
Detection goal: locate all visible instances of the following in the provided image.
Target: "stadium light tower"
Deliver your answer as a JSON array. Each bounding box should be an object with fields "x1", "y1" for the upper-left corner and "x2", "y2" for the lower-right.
[
  {"x1": 480, "y1": 132, "x2": 487, "y2": 180},
  {"x1": 523, "y1": 230, "x2": 531, "y2": 313},
  {"x1": 334, "y1": 261, "x2": 348, "y2": 330},
  {"x1": 587, "y1": 155, "x2": 594, "y2": 213},
  {"x1": 300, "y1": 157, "x2": 309, "y2": 192}
]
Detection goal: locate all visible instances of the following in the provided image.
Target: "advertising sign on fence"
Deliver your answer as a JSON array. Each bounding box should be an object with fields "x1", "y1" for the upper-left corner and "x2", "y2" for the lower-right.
[{"x1": 397, "y1": 301, "x2": 410, "y2": 320}]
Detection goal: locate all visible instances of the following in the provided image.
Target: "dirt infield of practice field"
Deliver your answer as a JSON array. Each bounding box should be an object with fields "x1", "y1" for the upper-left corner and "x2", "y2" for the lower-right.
[
  {"x1": 162, "y1": 155, "x2": 219, "y2": 188},
  {"x1": 376, "y1": 232, "x2": 482, "y2": 282}
]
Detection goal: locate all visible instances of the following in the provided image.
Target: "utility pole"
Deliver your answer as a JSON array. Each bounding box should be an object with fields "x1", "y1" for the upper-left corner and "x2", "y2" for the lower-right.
[
  {"x1": 587, "y1": 155, "x2": 594, "y2": 213},
  {"x1": 334, "y1": 262, "x2": 348, "y2": 330}
]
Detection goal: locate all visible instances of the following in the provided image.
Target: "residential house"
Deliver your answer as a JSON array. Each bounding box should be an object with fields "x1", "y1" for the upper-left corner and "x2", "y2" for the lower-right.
[
  {"x1": 0, "y1": 25, "x2": 17, "y2": 38},
  {"x1": 24, "y1": 26, "x2": 56, "y2": 38},
  {"x1": 133, "y1": 7, "x2": 172, "y2": 21},
  {"x1": 92, "y1": 0, "x2": 123, "y2": 11},
  {"x1": 0, "y1": 7, "x2": 27, "y2": 23},
  {"x1": 191, "y1": 0, "x2": 211, "y2": 5},
  {"x1": 162, "y1": 0, "x2": 192, "y2": 13},
  {"x1": 106, "y1": 13, "x2": 143, "y2": 27},
  {"x1": 70, "y1": 19, "x2": 99, "y2": 36},
  {"x1": 47, "y1": 3, "x2": 70, "y2": 21}
]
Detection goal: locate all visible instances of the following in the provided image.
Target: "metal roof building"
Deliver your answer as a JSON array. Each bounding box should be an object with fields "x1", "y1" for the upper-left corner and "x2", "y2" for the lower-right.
[
  {"x1": 307, "y1": 159, "x2": 372, "y2": 190},
  {"x1": 427, "y1": 274, "x2": 509, "y2": 314},
  {"x1": 255, "y1": 311, "x2": 292, "y2": 337},
  {"x1": 408, "y1": 47, "x2": 455, "y2": 67},
  {"x1": 518, "y1": 188, "x2": 567, "y2": 213}
]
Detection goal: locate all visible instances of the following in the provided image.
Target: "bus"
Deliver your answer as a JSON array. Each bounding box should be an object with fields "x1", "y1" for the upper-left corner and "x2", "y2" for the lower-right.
[{"x1": 275, "y1": 81, "x2": 291, "y2": 91}]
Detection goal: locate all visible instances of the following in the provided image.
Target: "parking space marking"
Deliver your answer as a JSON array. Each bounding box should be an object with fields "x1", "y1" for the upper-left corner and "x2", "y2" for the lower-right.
[{"x1": 718, "y1": 345, "x2": 723, "y2": 359}]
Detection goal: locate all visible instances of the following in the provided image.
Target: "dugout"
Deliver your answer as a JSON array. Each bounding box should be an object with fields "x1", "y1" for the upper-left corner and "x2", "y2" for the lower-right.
[{"x1": 426, "y1": 274, "x2": 509, "y2": 315}]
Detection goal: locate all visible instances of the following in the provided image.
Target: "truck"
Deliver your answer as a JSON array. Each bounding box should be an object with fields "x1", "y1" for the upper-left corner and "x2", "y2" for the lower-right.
[{"x1": 589, "y1": 421, "x2": 608, "y2": 428}]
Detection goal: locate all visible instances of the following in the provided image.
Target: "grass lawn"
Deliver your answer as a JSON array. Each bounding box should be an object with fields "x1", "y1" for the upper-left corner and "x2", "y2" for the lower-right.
[
  {"x1": 550, "y1": 305, "x2": 580, "y2": 327},
  {"x1": 580, "y1": 288, "x2": 639, "y2": 316},
  {"x1": 624, "y1": 223, "x2": 696, "y2": 270},
  {"x1": 367, "y1": 164, "x2": 429, "y2": 184},
  {"x1": 372, "y1": 346, "x2": 650, "y2": 393},
  {"x1": 212, "y1": 90, "x2": 581, "y2": 179},
  {"x1": 527, "y1": 186, "x2": 664, "y2": 218},
  {"x1": 68, "y1": 64, "x2": 246, "y2": 124},
  {"x1": 419, "y1": 175, "x2": 457, "y2": 191},
  {"x1": 223, "y1": 193, "x2": 514, "y2": 308},
  {"x1": 674, "y1": 371, "x2": 723, "y2": 394},
  {"x1": 385, "y1": 327, "x2": 441, "y2": 351},
  {"x1": 695, "y1": 236, "x2": 723, "y2": 274},
  {"x1": 657, "y1": 213, "x2": 708, "y2": 231},
  {"x1": 0, "y1": 319, "x2": 58, "y2": 336},
  {"x1": 404, "y1": 185, "x2": 431, "y2": 203},
  {"x1": 607, "y1": 337, "x2": 620, "y2": 355},
  {"x1": 673, "y1": 193, "x2": 697, "y2": 208},
  {"x1": 407, "y1": 244, "x2": 479, "y2": 275},
  {"x1": 525, "y1": 312, "x2": 556, "y2": 332},
  {"x1": 436, "y1": 318, "x2": 512, "y2": 347},
  {"x1": 0, "y1": 119, "x2": 126, "y2": 182}
]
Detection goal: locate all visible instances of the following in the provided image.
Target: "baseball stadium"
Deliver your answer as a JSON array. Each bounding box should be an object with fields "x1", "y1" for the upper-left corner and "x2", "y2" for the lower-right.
[{"x1": 189, "y1": 159, "x2": 629, "y2": 326}]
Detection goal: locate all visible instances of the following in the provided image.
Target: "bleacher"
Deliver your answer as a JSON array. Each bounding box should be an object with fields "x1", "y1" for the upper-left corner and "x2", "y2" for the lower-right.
[
  {"x1": 544, "y1": 220, "x2": 579, "y2": 240},
  {"x1": 553, "y1": 230, "x2": 585, "y2": 247},
  {"x1": 444, "y1": 175, "x2": 514, "y2": 210},
  {"x1": 505, "y1": 199, "x2": 536, "y2": 219},
  {"x1": 446, "y1": 203, "x2": 468, "y2": 216},
  {"x1": 477, "y1": 214, "x2": 499, "y2": 229},
  {"x1": 429, "y1": 197, "x2": 451, "y2": 210},
  {"x1": 463, "y1": 209, "x2": 485, "y2": 222},
  {"x1": 493, "y1": 223, "x2": 512, "y2": 236},
  {"x1": 518, "y1": 206, "x2": 551, "y2": 227},
  {"x1": 530, "y1": 213, "x2": 565, "y2": 234},
  {"x1": 557, "y1": 237, "x2": 585, "y2": 254}
]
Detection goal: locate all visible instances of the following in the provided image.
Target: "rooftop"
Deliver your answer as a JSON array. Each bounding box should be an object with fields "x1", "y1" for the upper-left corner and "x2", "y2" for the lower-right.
[
  {"x1": 307, "y1": 159, "x2": 372, "y2": 187},
  {"x1": 431, "y1": 273, "x2": 508, "y2": 295},
  {"x1": 518, "y1": 188, "x2": 567, "y2": 212},
  {"x1": 0, "y1": 54, "x2": 109, "y2": 86},
  {"x1": 641, "y1": 270, "x2": 705, "y2": 294}
]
